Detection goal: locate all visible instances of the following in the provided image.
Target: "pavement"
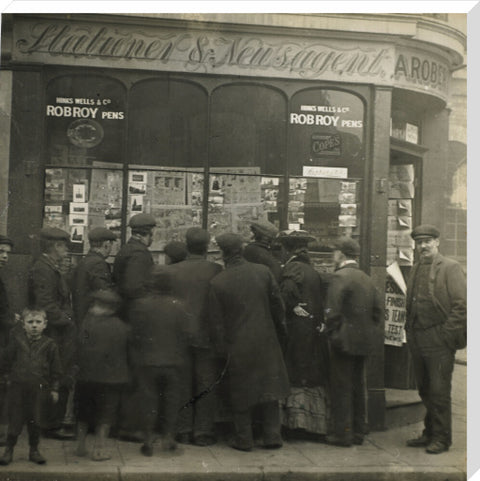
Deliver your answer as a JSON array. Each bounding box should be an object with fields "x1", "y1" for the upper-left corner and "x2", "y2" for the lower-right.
[{"x1": 0, "y1": 363, "x2": 466, "y2": 481}]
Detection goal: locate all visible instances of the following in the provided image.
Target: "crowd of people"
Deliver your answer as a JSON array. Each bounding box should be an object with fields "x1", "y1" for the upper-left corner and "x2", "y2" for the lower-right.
[{"x1": 0, "y1": 215, "x2": 466, "y2": 465}]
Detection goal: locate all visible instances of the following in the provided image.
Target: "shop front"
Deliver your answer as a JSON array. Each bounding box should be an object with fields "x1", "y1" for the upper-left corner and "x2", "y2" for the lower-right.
[{"x1": 0, "y1": 13, "x2": 465, "y2": 429}]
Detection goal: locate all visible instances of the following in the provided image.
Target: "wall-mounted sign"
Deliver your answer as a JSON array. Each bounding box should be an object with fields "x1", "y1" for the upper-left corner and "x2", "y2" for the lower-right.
[
  {"x1": 302, "y1": 166, "x2": 348, "y2": 178},
  {"x1": 311, "y1": 133, "x2": 341, "y2": 157}
]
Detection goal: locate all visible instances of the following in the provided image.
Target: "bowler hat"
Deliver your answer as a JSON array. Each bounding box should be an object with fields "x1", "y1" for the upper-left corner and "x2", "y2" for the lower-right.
[
  {"x1": 250, "y1": 220, "x2": 278, "y2": 239},
  {"x1": 129, "y1": 213, "x2": 156, "y2": 229},
  {"x1": 0, "y1": 235, "x2": 13, "y2": 247},
  {"x1": 410, "y1": 224, "x2": 440, "y2": 240},
  {"x1": 215, "y1": 233, "x2": 244, "y2": 252},
  {"x1": 88, "y1": 227, "x2": 117, "y2": 242},
  {"x1": 333, "y1": 236, "x2": 360, "y2": 257},
  {"x1": 39, "y1": 227, "x2": 70, "y2": 241},
  {"x1": 91, "y1": 289, "x2": 122, "y2": 306}
]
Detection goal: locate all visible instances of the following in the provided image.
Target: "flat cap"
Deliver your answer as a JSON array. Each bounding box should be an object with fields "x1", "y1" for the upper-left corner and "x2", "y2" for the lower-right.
[
  {"x1": 129, "y1": 213, "x2": 156, "y2": 229},
  {"x1": 333, "y1": 236, "x2": 360, "y2": 257},
  {"x1": 39, "y1": 227, "x2": 70, "y2": 241},
  {"x1": 411, "y1": 224, "x2": 440, "y2": 240},
  {"x1": 0, "y1": 235, "x2": 13, "y2": 247},
  {"x1": 277, "y1": 229, "x2": 316, "y2": 244},
  {"x1": 164, "y1": 241, "x2": 188, "y2": 263},
  {"x1": 186, "y1": 227, "x2": 210, "y2": 247},
  {"x1": 215, "y1": 233, "x2": 244, "y2": 252},
  {"x1": 91, "y1": 289, "x2": 122, "y2": 306},
  {"x1": 251, "y1": 220, "x2": 279, "y2": 239},
  {"x1": 88, "y1": 227, "x2": 117, "y2": 242}
]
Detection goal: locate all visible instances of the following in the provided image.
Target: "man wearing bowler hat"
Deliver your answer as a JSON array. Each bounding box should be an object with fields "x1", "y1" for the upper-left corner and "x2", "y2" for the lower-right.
[
  {"x1": 405, "y1": 225, "x2": 466, "y2": 454},
  {"x1": 29, "y1": 227, "x2": 76, "y2": 439},
  {"x1": 72, "y1": 227, "x2": 117, "y2": 324},
  {"x1": 209, "y1": 233, "x2": 289, "y2": 451},
  {"x1": 324, "y1": 236, "x2": 382, "y2": 447},
  {"x1": 244, "y1": 220, "x2": 282, "y2": 282}
]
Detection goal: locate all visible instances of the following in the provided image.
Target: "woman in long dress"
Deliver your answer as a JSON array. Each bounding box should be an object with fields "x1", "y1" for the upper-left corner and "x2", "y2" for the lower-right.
[{"x1": 277, "y1": 230, "x2": 330, "y2": 439}]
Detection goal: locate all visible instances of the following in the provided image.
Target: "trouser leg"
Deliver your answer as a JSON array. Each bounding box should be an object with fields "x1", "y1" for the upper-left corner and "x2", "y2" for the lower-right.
[
  {"x1": 328, "y1": 345, "x2": 354, "y2": 443},
  {"x1": 176, "y1": 354, "x2": 193, "y2": 436},
  {"x1": 26, "y1": 387, "x2": 42, "y2": 448},
  {"x1": 260, "y1": 401, "x2": 282, "y2": 446},
  {"x1": 193, "y1": 349, "x2": 218, "y2": 439},
  {"x1": 137, "y1": 367, "x2": 158, "y2": 445},
  {"x1": 6, "y1": 384, "x2": 25, "y2": 442},
  {"x1": 232, "y1": 408, "x2": 253, "y2": 449},
  {"x1": 162, "y1": 367, "x2": 181, "y2": 437},
  {"x1": 352, "y1": 356, "x2": 368, "y2": 439}
]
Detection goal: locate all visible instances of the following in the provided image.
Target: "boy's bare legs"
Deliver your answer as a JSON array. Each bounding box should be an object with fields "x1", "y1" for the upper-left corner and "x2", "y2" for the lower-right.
[
  {"x1": 75, "y1": 421, "x2": 88, "y2": 457},
  {"x1": 92, "y1": 424, "x2": 111, "y2": 461}
]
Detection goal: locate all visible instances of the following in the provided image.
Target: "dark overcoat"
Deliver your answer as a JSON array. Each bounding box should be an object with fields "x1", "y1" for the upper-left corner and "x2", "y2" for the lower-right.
[
  {"x1": 112, "y1": 238, "x2": 153, "y2": 302},
  {"x1": 168, "y1": 255, "x2": 222, "y2": 348},
  {"x1": 72, "y1": 250, "x2": 113, "y2": 324},
  {"x1": 324, "y1": 262, "x2": 382, "y2": 356},
  {"x1": 209, "y1": 257, "x2": 290, "y2": 411},
  {"x1": 406, "y1": 253, "x2": 466, "y2": 351},
  {"x1": 0, "y1": 276, "x2": 13, "y2": 348},
  {"x1": 280, "y1": 256, "x2": 328, "y2": 386},
  {"x1": 243, "y1": 241, "x2": 282, "y2": 283}
]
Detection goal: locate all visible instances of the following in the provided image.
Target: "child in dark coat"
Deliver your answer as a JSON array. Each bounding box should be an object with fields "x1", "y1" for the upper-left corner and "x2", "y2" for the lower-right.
[
  {"x1": 0, "y1": 308, "x2": 62, "y2": 466},
  {"x1": 128, "y1": 265, "x2": 190, "y2": 457},
  {"x1": 75, "y1": 289, "x2": 130, "y2": 461}
]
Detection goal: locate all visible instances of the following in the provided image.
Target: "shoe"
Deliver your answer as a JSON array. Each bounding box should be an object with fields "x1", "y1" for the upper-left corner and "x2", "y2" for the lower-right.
[
  {"x1": 193, "y1": 435, "x2": 216, "y2": 447},
  {"x1": 46, "y1": 427, "x2": 75, "y2": 440},
  {"x1": 140, "y1": 444, "x2": 153, "y2": 457},
  {"x1": 175, "y1": 433, "x2": 192, "y2": 445},
  {"x1": 263, "y1": 435, "x2": 283, "y2": 449},
  {"x1": 228, "y1": 441, "x2": 252, "y2": 452},
  {"x1": 263, "y1": 442, "x2": 282, "y2": 449},
  {"x1": 325, "y1": 435, "x2": 352, "y2": 447},
  {"x1": 353, "y1": 434, "x2": 364, "y2": 445},
  {"x1": 162, "y1": 434, "x2": 177, "y2": 451},
  {"x1": 426, "y1": 441, "x2": 449, "y2": 454},
  {"x1": 0, "y1": 446, "x2": 13, "y2": 466},
  {"x1": 406, "y1": 434, "x2": 430, "y2": 447},
  {"x1": 29, "y1": 449, "x2": 46, "y2": 465}
]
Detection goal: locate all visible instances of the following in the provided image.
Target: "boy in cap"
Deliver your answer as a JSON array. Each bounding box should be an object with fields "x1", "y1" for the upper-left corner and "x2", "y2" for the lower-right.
[
  {"x1": 244, "y1": 220, "x2": 282, "y2": 282},
  {"x1": 209, "y1": 233, "x2": 289, "y2": 451},
  {"x1": 29, "y1": 227, "x2": 76, "y2": 439},
  {"x1": 75, "y1": 289, "x2": 130, "y2": 461},
  {"x1": 164, "y1": 241, "x2": 188, "y2": 265},
  {"x1": 405, "y1": 225, "x2": 466, "y2": 454},
  {"x1": 168, "y1": 227, "x2": 222, "y2": 446},
  {"x1": 128, "y1": 266, "x2": 190, "y2": 456},
  {"x1": 72, "y1": 227, "x2": 117, "y2": 324},
  {"x1": 0, "y1": 308, "x2": 61, "y2": 466},
  {"x1": 324, "y1": 236, "x2": 382, "y2": 447}
]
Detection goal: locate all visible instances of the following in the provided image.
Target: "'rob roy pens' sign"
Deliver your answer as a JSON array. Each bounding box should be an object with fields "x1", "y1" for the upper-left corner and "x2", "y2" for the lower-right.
[{"x1": 11, "y1": 18, "x2": 450, "y2": 100}]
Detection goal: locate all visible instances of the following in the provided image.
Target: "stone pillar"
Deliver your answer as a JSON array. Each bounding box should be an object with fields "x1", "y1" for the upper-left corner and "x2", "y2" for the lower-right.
[{"x1": 0, "y1": 70, "x2": 12, "y2": 235}]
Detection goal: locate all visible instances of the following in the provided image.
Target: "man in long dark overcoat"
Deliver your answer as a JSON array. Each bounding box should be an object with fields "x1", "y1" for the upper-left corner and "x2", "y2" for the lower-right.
[
  {"x1": 324, "y1": 237, "x2": 382, "y2": 447},
  {"x1": 243, "y1": 220, "x2": 282, "y2": 282},
  {"x1": 29, "y1": 227, "x2": 76, "y2": 439},
  {"x1": 209, "y1": 233, "x2": 289, "y2": 452},
  {"x1": 72, "y1": 227, "x2": 116, "y2": 324},
  {"x1": 405, "y1": 224, "x2": 466, "y2": 454},
  {"x1": 168, "y1": 228, "x2": 222, "y2": 446},
  {"x1": 112, "y1": 213, "x2": 156, "y2": 438}
]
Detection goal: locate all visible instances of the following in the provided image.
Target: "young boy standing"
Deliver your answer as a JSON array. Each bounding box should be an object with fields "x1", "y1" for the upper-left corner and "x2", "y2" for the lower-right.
[
  {"x1": 0, "y1": 308, "x2": 61, "y2": 466},
  {"x1": 75, "y1": 289, "x2": 130, "y2": 461}
]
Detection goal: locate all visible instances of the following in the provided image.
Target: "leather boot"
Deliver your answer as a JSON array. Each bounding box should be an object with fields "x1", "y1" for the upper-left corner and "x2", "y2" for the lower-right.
[
  {"x1": 0, "y1": 446, "x2": 13, "y2": 466},
  {"x1": 29, "y1": 448, "x2": 46, "y2": 465}
]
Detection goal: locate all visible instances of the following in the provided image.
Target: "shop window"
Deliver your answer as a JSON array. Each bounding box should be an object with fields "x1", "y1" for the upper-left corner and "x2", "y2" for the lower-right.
[
  {"x1": 289, "y1": 89, "x2": 365, "y2": 177},
  {"x1": 46, "y1": 75, "x2": 127, "y2": 166},
  {"x1": 128, "y1": 79, "x2": 207, "y2": 168},
  {"x1": 210, "y1": 84, "x2": 287, "y2": 175}
]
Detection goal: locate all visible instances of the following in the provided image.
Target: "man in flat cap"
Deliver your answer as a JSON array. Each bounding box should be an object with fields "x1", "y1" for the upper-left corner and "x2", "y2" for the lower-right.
[
  {"x1": 243, "y1": 220, "x2": 282, "y2": 282},
  {"x1": 209, "y1": 233, "x2": 289, "y2": 451},
  {"x1": 168, "y1": 228, "x2": 222, "y2": 446},
  {"x1": 0, "y1": 235, "x2": 15, "y2": 444},
  {"x1": 405, "y1": 224, "x2": 466, "y2": 454},
  {"x1": 72, "y1": 227, "x2": 117, "y2": 325},
  {"x1": 112, "y1": 213, "x2": 156, "y2": 439},
  {"x1": 324, "y1": 236, "x2": 382, "y2": 447},
  {"x1": 29, "y1": 227, "x2": 76, "y2": 439}
]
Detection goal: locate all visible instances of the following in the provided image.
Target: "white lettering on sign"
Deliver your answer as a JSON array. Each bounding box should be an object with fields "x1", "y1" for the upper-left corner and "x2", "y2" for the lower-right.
[
  {"x1": 290, "y1": 113, "x2": 340, "y2": 126},
  {"x1": 302, "y1": 166, "x2": 348, "y2": 178},
  {"x1": 46, "y1": 97, "x2": 124, "y2": 120},
  {"x1": 46, "y1": 105, "x2": 99, "y2": 118}
]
